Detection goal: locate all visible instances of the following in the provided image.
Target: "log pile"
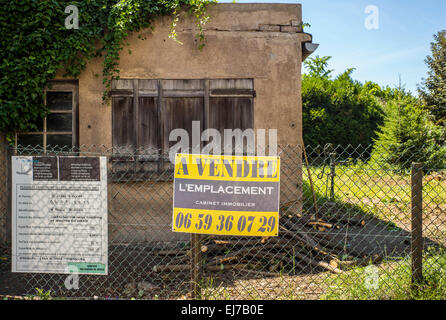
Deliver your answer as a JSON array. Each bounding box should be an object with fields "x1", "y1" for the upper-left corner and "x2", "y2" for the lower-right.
[{"x1": 152, "y1": 204, "x2": 378, "y2": 276}]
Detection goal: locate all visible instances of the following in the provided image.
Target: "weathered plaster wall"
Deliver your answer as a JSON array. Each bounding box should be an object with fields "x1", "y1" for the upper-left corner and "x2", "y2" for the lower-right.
[
  {"x1": 58, "y1": 3, "x2": 310, "y2": 243},
  {"x1": 73, "y1": 3, "x2": 311, "y2": 148}
]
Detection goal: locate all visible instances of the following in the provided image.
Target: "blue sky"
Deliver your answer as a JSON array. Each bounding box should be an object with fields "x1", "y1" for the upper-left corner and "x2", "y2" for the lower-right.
[{"x1": 219, "y1": 0, "x2": 446, "y2": 94}]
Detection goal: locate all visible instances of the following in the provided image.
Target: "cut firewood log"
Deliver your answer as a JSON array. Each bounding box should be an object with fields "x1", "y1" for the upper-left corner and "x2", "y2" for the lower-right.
[
  {"x1": 328, "y1": 259, "x2": 339, "y2": 269},
  {"x1": 279, "y1": 225, "x2": 342, "y2": 262},
  {"x1": 206, "y1": 255, "x2": 239, "y2": 267},
  {"x1": 206, "y1": 263, "x2": 262, "y2": 272},
  {"x1": 283, "y1": 215, "x2": 334, "y2": 229},
  {"x1": 171, "y1": 255, "x2": 191, "y2": 264},
  {"x1": 244, "y1": 251, "x2": 308, "y2": 272},
  {"x1": 210, "y1": 239, "x2": 266, "y2": 247},
  {"x1": 312, "y1": 235, "x2": 367, "y2": 259},
  {"x1": 151, "y1": 212, "x2": 376, "y2": 278},
  {"x1": 308, "y1": 221, "x2": 333, "y2": 229},
  {"x1": 293, "y1": 250, "x2": 343, "y2": 274},
  {"x1": 152, "y1": 264, "x2": 190, "y2": 272},
  {"x1": 325, "y1": 216, "x2": 366, "y2": 227},
  {"x1": 336, "y1": 255, "x2": 383, "y2": 270},
  {"x1": 279, "y1": 225, "x2": 321, "y2": 251},
  {"x1": 205, "y1": 245, "x2": 266, "y2": 267}
]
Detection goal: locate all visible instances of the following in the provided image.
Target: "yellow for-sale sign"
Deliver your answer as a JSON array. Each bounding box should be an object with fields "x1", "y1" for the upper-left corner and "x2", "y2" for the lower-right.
[{"x1": 172, "y1": 153, "x2": 280, "y2": 237}]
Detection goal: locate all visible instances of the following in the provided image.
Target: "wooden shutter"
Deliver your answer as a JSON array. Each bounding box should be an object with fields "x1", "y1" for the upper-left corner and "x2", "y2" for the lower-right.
[
  {"x1": 112, "y1": 96, "x2": 135, "y2": 152},
  {"x1": 209, "y1": 79, "x2": 254, "y2": 132},
  {"x1": 162, "y1": 97, "x2": 205, "y2": 151},
  {"x1": 138, "y1": 96, "x2": 160, "y2": 151},
  {"x1": 209, "y1": 96, "x2": 253, "y2": 132},
  {"x1": 161, "y1": 80, "x2": 205, "y2": 152}
]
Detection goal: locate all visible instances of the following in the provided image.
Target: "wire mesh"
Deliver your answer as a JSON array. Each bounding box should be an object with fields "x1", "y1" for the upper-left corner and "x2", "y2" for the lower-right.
[{"x1": 0, "y1": 143, "x2": 445, "y2": 300}]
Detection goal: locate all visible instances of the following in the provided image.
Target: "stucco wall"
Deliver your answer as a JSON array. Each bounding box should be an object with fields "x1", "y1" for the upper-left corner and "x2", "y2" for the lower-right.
[
  {"x1": 73, "y1": 3, "x2": 311, "y2": 148},
  {"x1": 59, "y1": 3, "x2": 310, "y2": 243}
]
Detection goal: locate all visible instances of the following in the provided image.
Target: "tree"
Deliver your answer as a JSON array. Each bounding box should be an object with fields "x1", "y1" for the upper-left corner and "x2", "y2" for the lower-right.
[
  {"x1": 302, "y1": 56, "x2": 384, "y2": 156},
  {"x1": 418, "y1": 30, "x2": 446, "y2": 126},
  {"x1": 303, "y1": 55, "x2": 333, "y2": 78},
  {"x1": 0, "y1": 0, "x2": 213, "y2": 134},
  {"x1": 371, "y1": 90, "x2": 446, "y2": 169}
]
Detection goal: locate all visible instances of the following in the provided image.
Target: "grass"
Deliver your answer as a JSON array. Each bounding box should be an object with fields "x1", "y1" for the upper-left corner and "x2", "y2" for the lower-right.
[
  {"x1": 303, "y1": 164, "x2": 446, "y2": 241},
  {"x1": 189, "y1": 163, "x2": 446, "y2": 300},
  {"x1": 193, "y1": 250, "x2": 446, "y2": 300},
  {"x1": 300, "y1": 162, "x2": 446, "y2": 299},
  {"x1": 5, "y1": 162, "x2": 442, "y2": 301},
  {"x1": 322, "y1": 248, "x2": 446, "y2": 300}
]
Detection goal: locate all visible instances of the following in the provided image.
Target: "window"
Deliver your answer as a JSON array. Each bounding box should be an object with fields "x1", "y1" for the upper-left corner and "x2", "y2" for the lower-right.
[
  {"x1": 111, "y1": 79, "x2": 254, "y2": 179},
  {"x1": 16, "y1": 81, "x2": 79, "y2": 150}
]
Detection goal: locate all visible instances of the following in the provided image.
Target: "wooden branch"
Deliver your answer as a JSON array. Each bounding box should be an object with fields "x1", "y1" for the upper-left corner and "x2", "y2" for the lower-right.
[
  {"x1": 205, "y1": 263, "x2": 262, "y2": 272},
  {"x1": 337, "y1": 255, "x2": 383, "y2": 270},
  {"x1": 291, "y1": 250, "x2": 343, "y2": 274},
  {"x1": 152, "y1": 264, "x2": 190, "y2": 272},
  {"x1": 279, "y1": 225, "x2": 321, "y2": 251}
]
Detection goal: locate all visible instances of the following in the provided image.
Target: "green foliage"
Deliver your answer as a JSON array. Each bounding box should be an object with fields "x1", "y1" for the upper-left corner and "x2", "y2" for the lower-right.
[
  {"x1": 0, "y1": 0, "x2": 214, "y2": 133},
  {"x1": 34, "y1": 288, "x2": 53, "y2": 300},
  {"x1": 323, "y1": 249, "x2": 446, "y2": 300},
  {"x1": 371, "y1": 91, "x2": 446, "y2": 169},
  {"x1": 303, "y1": 55, "x2": 333, "y2": 78},
  {"x1": 418, "y1": 30, "x2": 446, "y2": 126},
  {"x1": 302, "y1": 56, "x2": 384, "y2": 153}
]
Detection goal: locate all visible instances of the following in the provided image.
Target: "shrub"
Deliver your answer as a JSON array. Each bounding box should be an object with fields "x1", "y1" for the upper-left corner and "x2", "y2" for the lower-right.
[
  {"x1": 302, "y1": 57, "x2": 384, "y2": 156},
  {"x1": 371, "y1": 93, "x2": 446, "y2": 169}
]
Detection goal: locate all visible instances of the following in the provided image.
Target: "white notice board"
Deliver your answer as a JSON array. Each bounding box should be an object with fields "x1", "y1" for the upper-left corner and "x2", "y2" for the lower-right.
[{"x1": 11, "y1": 156, "x2": 108, "y2": 275}]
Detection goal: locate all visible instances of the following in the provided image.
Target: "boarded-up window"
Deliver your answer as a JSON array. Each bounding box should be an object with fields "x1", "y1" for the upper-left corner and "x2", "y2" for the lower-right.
[
  {"x1": 209, "y1": 79, "x2": 255, "y2": 154},
  {"x1": 112, "y1": 96, "x2": 135, "y2": 153},
  {"x1": 138, "y1": 96, "x2": 159, "y2": 151},
  {"x1": 111, "y1": 79, "x2": 254, "y2": 179},
  {"x1": 161, "y1": 80, "x2": 205, "y2": 151}
]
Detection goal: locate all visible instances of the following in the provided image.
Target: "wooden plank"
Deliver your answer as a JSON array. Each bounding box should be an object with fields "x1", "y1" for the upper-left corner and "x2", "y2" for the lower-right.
[
  {"x1": 138, "y1": 79, "x2": 158, "y2": 96},
  {"x1": 161, "y1": 79, "x2": 204, "y2": 91},
  {"x1": 210, "y1": 79, "x2": 253, "y2": 90},
  {"x1": 138, "y1": 79, "x2": 158, "y2": 90},
  {"x1": 110, "y1": 90, "x2": 133, "y2": 97},
  {"x1": 112, "y1": 96, "x2": 135, "y2": 151},
  {"x1": 209, "y1": 96, "x2": 254, "y2": 134},
  {"x1": 163, "y1": 90, "x2": 205, "y2": 98},
  {"x1": 210, "y1": 89, "x2": 255, "y2": 96},
  {"x1": 138, "y1": 91, "x2": 158, "y2": 97},
  {"x1": 112, "y1": 79, "x2": 134, "y2": 90},
  {"x1": 138, "y1": 97, "x2": 160, "y2": 151},
  {"x1": 133, "y1": 79, "x2": 139, "y2": 152},
  {"x1": 162, "y1": 97, "x2": 205, "y2": 151},
  {"x1": 204, "y1": 79, "x2": 210, "y2": 133}
]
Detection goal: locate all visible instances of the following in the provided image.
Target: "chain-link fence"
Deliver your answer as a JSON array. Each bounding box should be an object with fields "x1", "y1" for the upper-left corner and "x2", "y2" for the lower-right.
[{"x1": 0, "y1": 143, "x2": 445, "y2": 300}]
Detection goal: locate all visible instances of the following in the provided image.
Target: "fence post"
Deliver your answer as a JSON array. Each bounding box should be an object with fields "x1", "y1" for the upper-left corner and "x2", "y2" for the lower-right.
[
  {"x1": 329, "y1": 152, "x2": 336, "y2": 200},
  {"x1": 411, "y1": 162, "x2": 423, "y2": 286},
  {"x1": 190, "y1": 233, "x2": 202, "y2": 299}
]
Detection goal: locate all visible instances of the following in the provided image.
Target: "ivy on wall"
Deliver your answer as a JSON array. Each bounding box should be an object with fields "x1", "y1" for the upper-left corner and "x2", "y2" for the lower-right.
[{"x1": 0, "y1": 0, "x2": 214, "y2": 133}]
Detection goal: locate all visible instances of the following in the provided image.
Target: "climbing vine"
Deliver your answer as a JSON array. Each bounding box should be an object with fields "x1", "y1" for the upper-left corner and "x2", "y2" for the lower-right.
[{"x1": 0, "y1": 0, "x2": 214, "y2": 133}]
